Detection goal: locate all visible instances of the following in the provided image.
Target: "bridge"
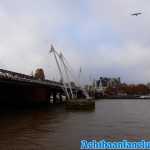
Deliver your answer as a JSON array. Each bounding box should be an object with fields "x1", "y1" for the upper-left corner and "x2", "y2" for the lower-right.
[
  {"x1": 0, "y1": 45, "x2": 88, "y2": 106},
  {"x1": 0, "y1": 68, "x2": 85, "y2": 106}
]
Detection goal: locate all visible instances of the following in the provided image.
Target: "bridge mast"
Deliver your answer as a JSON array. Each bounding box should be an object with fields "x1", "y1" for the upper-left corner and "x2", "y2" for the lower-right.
[
  {"x1": 50, "y1": 45, "x2": 91, "y2": 100},
  {"x1": 50, "y1": 45, "x2": 70, "y2": 100}
]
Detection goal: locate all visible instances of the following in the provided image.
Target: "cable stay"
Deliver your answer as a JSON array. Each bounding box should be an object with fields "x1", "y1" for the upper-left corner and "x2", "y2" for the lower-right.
[
  {"x1": 59, "y1": 52, "x2": 74, "y2": 99},
  {"x1": 59, "y1": 53, "x2": 91, "y2": 99}
]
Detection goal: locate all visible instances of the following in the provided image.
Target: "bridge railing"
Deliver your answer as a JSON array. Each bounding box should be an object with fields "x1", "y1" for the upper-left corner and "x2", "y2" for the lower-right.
[{"x1": 0, "y1": 69, "x2": 63, "y2": 87}]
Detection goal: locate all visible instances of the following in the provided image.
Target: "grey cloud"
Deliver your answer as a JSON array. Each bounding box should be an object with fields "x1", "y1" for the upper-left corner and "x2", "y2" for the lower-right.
[{"x1": 0, "y1": 0, "x2": 150, "y2": 84}]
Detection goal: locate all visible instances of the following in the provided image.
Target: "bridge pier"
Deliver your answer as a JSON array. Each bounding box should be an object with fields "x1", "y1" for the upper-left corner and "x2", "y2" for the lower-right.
[
  {"x1": 76, "y1": 90, "x2": 86, "y2": 99},
  {"x1": 53, "y1": 91, "x2": 57, "y2": 104},
  {"x1": 52, "y1": 92, "x2": 63, "y2": 104},
  {"x1": 59, "y1": 93, "x2": 63, "y2": 104}
]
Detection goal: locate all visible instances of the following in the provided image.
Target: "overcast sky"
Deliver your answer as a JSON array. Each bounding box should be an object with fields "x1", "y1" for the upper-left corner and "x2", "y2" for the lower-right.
[{"x1": 0, "y1": 0, "x2": 150, "y2": 84}]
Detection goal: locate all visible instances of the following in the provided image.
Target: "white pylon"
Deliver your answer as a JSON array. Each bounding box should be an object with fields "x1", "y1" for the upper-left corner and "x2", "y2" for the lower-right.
[
  {"x1": 49, "y1": 45, "x2": 70, "y2": 100},
  {"x1": 49, "y1": 45, "x2": 91, "y2": 100}
]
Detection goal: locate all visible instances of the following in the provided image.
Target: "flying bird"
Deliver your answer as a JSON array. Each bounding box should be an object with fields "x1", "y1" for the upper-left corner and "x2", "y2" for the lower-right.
[{"x1": 131, "y1": 12, "x2": 142, "y2": 16}]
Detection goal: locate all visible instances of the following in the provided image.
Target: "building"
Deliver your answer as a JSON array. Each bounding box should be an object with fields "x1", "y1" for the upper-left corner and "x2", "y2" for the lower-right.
[
  {"x1": 92, "y1": 77, "x2": 121, "y2": 97},
  {"x1": 95, "y1": 77, "x2": 121, "y2": 88}
]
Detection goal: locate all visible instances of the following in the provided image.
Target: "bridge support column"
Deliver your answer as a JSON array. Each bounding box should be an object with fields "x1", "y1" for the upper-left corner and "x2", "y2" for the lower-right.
[
  {"x1": 53, "y1": 92, "x2": 57, "y2": 104},
  {"x1": 59, "y1": 93, "x2": 63, "y2": 104}
]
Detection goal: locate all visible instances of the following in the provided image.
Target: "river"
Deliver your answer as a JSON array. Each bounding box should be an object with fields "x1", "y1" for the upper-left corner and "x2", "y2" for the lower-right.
[{"x1": 0, "y1": 99, "x2": 150, "y2": 150}]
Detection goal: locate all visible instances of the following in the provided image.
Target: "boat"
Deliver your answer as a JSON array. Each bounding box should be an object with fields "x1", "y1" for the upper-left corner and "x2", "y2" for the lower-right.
[{"x1": 139, "y1": 95, "x2": 150, "y2": 99}]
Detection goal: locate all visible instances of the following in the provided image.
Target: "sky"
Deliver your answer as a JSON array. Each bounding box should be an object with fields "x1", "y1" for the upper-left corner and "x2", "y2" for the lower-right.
[{"x1": 0, "y1": 0, "x2": 150, "y2": 84}]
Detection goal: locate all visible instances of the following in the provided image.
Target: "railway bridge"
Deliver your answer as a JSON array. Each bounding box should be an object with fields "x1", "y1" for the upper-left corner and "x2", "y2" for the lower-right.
[
  {"x1": 0, "y1": 69, "x2": 84, "y2": 106},
  {"x1": 0, "y1": 45, "x2": 89, "y2": 106}
]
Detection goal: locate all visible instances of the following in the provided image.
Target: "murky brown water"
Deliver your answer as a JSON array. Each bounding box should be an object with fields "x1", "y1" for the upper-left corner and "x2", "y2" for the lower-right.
[{"x1": 0, "y1": 99, "x2": 150, "y2": 150}]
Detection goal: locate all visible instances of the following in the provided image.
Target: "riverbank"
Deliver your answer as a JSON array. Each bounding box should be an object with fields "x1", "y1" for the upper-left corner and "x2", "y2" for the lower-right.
[{"x1": 94, "y1": 95, "x2": 150, "y2": 99}]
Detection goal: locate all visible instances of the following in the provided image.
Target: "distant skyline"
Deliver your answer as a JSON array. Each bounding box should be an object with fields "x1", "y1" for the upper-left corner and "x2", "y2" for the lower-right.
[{"x1": 0, "y1": 0, "x2": 150, "y2": 84}]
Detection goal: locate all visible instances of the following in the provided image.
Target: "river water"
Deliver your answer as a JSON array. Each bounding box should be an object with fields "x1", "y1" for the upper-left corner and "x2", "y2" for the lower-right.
[{"x1": 0, "y1": 99, "x2": 150, "y2": 150}]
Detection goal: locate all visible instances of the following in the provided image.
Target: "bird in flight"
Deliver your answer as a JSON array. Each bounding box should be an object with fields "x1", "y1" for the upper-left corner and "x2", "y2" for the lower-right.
[{"x1": 131, "y1": 12, "x2": 142, "y2": 16}]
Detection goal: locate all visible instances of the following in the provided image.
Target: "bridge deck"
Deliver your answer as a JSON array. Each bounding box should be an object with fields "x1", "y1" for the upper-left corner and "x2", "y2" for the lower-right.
[{"x1": 0, "y1": 69, "x2": 78, "y2": 90}]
